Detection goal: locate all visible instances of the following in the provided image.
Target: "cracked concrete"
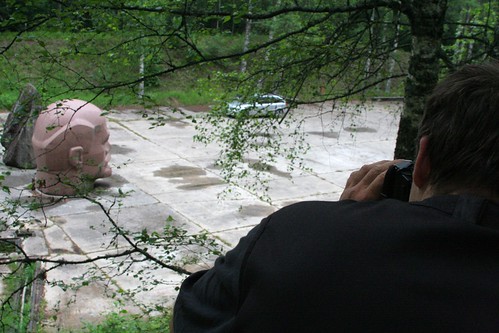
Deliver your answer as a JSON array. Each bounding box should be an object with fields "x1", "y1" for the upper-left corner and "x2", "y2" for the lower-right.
[{"x1": 0, "y1": 101, "x2": 401, "y2": 330}]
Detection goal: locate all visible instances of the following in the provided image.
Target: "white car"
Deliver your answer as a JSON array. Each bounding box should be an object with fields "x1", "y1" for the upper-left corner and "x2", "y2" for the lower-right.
[{"x1": 227, "y1": 94, "x2": 287, "y2": 117}]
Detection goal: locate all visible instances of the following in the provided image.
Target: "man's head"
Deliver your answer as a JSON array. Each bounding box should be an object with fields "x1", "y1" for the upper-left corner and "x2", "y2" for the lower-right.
[
  {"x1": 32, "y1": 99, "x2": 112, "y2": 195},
  {"x1": 412, "y1": 62, "x2": 499, "y2": 200}
]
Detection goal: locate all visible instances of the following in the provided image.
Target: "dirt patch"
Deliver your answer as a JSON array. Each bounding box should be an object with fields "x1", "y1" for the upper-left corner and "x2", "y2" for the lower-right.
[
  {"x1": 309, "y1": 131, "x2": 339, "y2": 139},
  {"x1": 154, "y1": 165, "x2": 206, "y2": 178},
  {"x1": 168, "y1": 120, "x2": 190, "y2": 128},
  {"x1": 343, "y1": 126, "x2": 377, "y2": 133},
  {"x1": 110, "y1": 105, "x2": 147, "y2": 112},
  {"x1": 154, "y1": 165, "x2": 225, "y2": 190},
  {"x1": 182, "y1": 105, "x2": 211, "y2": 112},
  {"x1": 111, "y1": 144, "x2": 135, "y2": 155},
  {"x1": 239, "y1": 204, "x2": 275, "y2": 217},
  {"x1": 247, "y1": 159, "x2": 291, "y2": 179}
]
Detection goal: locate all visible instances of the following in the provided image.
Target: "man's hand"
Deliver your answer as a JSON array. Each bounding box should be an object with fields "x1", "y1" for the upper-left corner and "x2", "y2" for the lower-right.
[{"x1": 340, "y1": 160, "x2": 403, "y2": 201}]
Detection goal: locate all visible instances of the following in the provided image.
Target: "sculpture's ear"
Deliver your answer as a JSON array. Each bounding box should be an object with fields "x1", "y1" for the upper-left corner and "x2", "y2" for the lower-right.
[{"x1": 68, "y1": 146, "x2": 84, "y2": 168}]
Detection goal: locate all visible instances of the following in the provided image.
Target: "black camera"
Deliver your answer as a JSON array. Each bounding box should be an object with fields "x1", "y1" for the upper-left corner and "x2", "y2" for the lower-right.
[{"x1": 381, "y1": 160, "x2": 414, "y2": 201}]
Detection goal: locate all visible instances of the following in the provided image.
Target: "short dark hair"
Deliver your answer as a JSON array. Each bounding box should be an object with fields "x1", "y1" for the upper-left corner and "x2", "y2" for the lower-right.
[{"x1": 418, "y1": 61, "x2": 499, "y2": 196}]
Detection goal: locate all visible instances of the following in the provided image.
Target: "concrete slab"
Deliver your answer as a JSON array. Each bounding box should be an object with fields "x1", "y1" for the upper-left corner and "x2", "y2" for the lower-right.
[
  {"x1": 22, "y1": 229, "x2": 50, "y2": 257},
  {"x1": 0, "y1": 101, "x2": 401, "y2": 329},
  {"x1": 41, "y1": 254, "x2": 136, "y2": 332},
  {"x1": 171, "y1": 199, "x2": 275, "y2": 233},
  {"x1": 264, "y1": 174, "x2": 344, "y2": 202},
  {"x1": 91, "y1": 254, "x2": 184, "y2": 307}
]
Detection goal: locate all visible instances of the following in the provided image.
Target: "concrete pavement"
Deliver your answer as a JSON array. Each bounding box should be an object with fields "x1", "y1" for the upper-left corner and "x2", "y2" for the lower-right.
[{"x1": 0, "y1": 101, "x2": 402, "y2": 330}]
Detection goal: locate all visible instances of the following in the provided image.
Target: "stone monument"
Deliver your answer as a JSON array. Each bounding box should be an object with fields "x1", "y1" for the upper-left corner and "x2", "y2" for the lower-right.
[
  {"x1": 1, "y1": 83, "x2": 42, "y2": 169},
  {"x1": 32, "y1": 99, "x2": 112, "y2": 196}
]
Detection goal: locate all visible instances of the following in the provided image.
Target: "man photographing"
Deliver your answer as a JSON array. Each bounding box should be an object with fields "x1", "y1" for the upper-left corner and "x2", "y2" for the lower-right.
[{"x1": 172, "y1": 62, "x2": 499, "y2": 332}]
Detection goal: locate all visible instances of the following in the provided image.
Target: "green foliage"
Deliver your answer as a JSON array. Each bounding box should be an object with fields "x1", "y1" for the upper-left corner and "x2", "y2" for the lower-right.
[
  {"x1": 444, "y1": 1, "x2": 498, "y2": 65},
  {"x1": 36, "y1": 196, "x2": 223, "y2": 327},
  {"x1": 76, "y1": 310, "x2": 171, "y2": 333},
  {"x1": 0, "y1": 1, "x2": 496, "y2": 330},
  {"x1": 194, "y1": 32, "x2": 245, "y2": 58},
  {"x1": 0, "y1": 2, "x2": 415, "y2": 112},
  {"x1": 194, "y1": 74, "x2": 310, "y2": 202},
  {"x1": 0, "y1": 31, "x2": 140, "y2": 108},
  {"x1": 0, "y1": 183, "x2": 222, "y2": 331},
  {"x1": 0, "y1": 30, "x2": 232, "y2": 110},
  {"x1": 0, "y1": 263, "x2": 36, "y2": 333}
]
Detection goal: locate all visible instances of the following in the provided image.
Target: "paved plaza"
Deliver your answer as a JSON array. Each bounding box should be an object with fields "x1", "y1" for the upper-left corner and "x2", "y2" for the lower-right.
[{"x1": 0, "y1": 101, "x2": 401, "y2": 330}]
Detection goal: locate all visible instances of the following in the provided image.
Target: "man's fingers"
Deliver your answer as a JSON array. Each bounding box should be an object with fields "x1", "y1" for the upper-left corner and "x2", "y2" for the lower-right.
[
  {"x1": 365, "y1": 169, "x2": 388, "y2": 197},
  {"x1": 345, "y1": 160, "x2": 390, "y2": 188},
  {"x1": 341, "y1": 160, "x2": 405, "y2": 201}
]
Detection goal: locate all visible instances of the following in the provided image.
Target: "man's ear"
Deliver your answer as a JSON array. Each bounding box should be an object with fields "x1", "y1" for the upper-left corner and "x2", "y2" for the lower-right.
[
  {"x1": 413, "y1": 136, "x2": 431, "y2": 189},
  {"x1": 68, "y1": 146, "x2": 84, "y2": 168}
]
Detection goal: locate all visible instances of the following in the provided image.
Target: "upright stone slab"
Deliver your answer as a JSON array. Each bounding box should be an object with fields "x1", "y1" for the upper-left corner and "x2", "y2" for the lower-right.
[{"x1": 1, "y1": 84, "x2": 42, "y2": 169}]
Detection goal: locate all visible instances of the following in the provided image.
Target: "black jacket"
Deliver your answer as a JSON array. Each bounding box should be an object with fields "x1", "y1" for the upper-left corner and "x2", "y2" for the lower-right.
[{"x1": 174, "y1": 195, "x2": 499, "y2": 332}]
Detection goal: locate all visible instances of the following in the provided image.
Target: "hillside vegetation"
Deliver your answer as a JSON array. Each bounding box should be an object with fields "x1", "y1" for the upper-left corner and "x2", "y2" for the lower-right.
[{"x1": 0, "y1": 30, "x2": 407, "y2": 112}]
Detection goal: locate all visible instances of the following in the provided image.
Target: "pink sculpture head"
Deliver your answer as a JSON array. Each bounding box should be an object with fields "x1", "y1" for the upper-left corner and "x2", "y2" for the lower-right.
[{"x1": 32, "y1": 99, "x2": 112, "y2": 195}]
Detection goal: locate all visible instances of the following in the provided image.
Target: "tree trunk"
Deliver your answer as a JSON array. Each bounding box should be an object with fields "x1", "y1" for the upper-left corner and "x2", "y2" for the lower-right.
[
  {"x1": 240, "y1": 0, "x2": 253, "y2": 73},
  {"x1": 394, "y1": 0, "x2": 448, "y2": 159},
  {"x1": 385, "y1": 9, "x2": 401, "y2": 93},
  {"x1": 138, "y1": 53, "x2": 145, "y2": 99},
  {"x1": 364, "y1": 9, "x2": 377, "y2": 78}
]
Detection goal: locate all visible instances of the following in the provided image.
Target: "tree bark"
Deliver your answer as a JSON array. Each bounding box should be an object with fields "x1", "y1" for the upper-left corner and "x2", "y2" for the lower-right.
[
  {"x1": 240, "y1": 0, "x2": 253, "y2": 73},
  {"x1": 139, "y1": 53, "x2": 145, "y2": 99},
  {"x1": 394, "y1": 0, "x2": 448, "y2": 159},
  {"x1": 385, "y1": 9, "x2": 401, "y2": 93}
]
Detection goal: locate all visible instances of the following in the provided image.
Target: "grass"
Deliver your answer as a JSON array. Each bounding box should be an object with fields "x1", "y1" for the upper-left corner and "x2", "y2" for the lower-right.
[
  {"x1": 0, "y1": 31, "x2": 225, "y2": 111},
  {"x1": 0, "y1": 29, "x2": 406, "y2": 113},
  {"x1": 70, "y1": 311, "x2": 172, "y2": 333},
  {"x1": 0, "y1": 240, "x2": 16, "y2": 253},
  {"x1": 0, "y1": 263, "x2": 36, "y2": 333}
]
